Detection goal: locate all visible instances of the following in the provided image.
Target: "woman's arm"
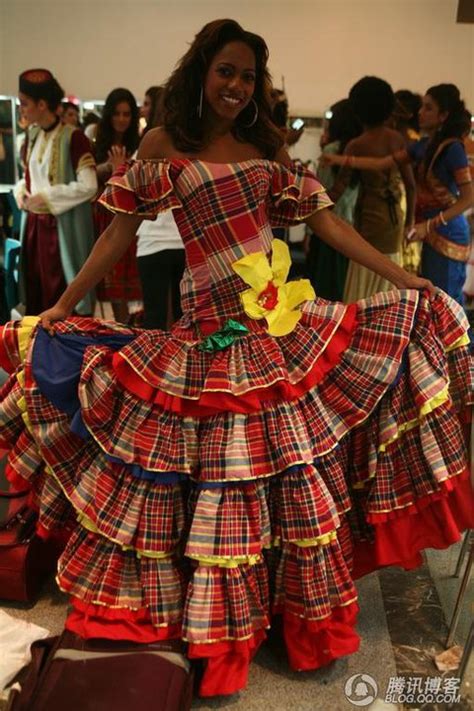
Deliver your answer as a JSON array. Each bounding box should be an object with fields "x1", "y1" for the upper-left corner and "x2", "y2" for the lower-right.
[
  {"x1": 305, "y1": 208, "x2": 434, "y2": 291},
  {"x1": 409, "y1": 182, "x2": 473, "y2": 242},
  {"x1": 321, "y1": 153, "x2": 396, "y2": 171},
  {"x1": 96, "y1": 160, "x2": 114, "y2": 184},
  {"x1": 40, "y1": 212, "x2": 143, "y2": 328},
  {"x1": 399, "y1": 161, "x2": 416, "y2": 229},
  {"x1": 442, "y1": 182, "x2": 473, "y2": 220}
]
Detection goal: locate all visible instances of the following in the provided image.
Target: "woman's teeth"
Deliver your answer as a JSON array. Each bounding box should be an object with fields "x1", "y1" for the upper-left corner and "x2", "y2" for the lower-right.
[{"x1": 222, "y1": 95, "x2": 241, "y2": 106}]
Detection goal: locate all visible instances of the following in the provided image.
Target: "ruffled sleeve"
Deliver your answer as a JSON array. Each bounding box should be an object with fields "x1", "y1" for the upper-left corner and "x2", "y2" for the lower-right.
[
  {"x1": 267, "y1": 162, "x2": 333, "y2": 227},
  {"x1": 98, "y1": 159, "x2": 182, "y2": 218}
]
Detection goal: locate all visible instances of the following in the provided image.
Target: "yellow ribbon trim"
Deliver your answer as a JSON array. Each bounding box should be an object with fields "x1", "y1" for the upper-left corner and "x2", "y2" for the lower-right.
[
  {"x1": 445, "y1": 332, "x2": 470, "y2": 353},
  {"x1": 272, "y1": 531, "x2": 338, "y2": 548},
  {"x1": 232, "y1": 239, "x2": 315, "y2": 337},
  {"x1": 292, "y1": 531, "x2": 338, "y2": 547},
  {"x1": 353, "y1": 385, "x2": 452, "y2": 489},
  {"x1": 193, "y1": 554, "x2": 261, "y2": 568},
  {"x1": 190, "y1": 531, "x2": 339, "y2": 568},
  {"x1": 378, "y1": 386, "x2": 450, "y2": 454},
  {"x1": 76, "y1": 515, "x2": 173, "y2": 560},
  {"x1": 17, "y1": 316, "x2": 40, "y2": 363}
]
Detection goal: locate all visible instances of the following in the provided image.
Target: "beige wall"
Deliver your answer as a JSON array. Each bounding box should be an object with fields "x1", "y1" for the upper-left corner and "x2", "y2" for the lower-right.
[{"x1": 1, "y1": 0, "x2": 473, "y2": 114}]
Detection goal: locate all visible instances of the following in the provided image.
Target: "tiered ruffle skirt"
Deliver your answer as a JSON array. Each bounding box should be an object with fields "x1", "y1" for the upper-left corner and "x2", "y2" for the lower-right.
[{"x1": 0, "y1": 288, "x2": 472, "y2": 696}]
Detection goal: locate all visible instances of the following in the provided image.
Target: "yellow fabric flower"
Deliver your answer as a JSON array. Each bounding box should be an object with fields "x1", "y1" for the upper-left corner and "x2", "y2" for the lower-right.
[{"x1": 232, "y1": 239, "x2": 315, "y2": 336}]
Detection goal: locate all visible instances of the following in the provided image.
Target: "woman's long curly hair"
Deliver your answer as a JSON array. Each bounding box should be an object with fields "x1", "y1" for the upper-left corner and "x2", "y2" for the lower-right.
[
  {"x1": 162, "y1": 19, "x2": 284, "y2": 159},
  {"x1": 424, "y1": 84, "x2": 467, "y2": 172},
  {"x1": 95, "y1": 88, "x2": 140, "y2": 163}
]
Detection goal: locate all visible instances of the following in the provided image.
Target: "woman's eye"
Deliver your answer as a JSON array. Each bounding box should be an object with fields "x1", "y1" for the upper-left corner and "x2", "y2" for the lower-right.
[
  {"x1": 243, "y1": 74, "x2": 256, "y2": 83},
  {"x1": 218, "y1": 67, "x2": 232, "y2": 77}
]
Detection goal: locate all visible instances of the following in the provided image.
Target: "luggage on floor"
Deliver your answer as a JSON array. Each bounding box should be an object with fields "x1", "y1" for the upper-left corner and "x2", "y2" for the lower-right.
[{"x1": 6, "y1": 630, "x2": 194, "y2": 711}]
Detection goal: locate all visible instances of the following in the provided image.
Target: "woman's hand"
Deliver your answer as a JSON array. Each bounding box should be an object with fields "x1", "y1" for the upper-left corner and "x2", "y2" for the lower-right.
[
  {"x1": 23, "y1": 193, "x2": 47, "y2": 212},
  {"x1": 39, "y1": 304, "x2": 71, "y2": 334},
  {"x1": 107, "y1": 145, "x2": 127, "y2": 172},
  {"x1": 319, "y1": 152, "x2": 343, "y2": 167},
  {"x1": 403, "y1": 223, "x2": 416, "y2": 242},
  {"x1": 391, "y1": 270, "x2": 436, "y2": 297},
  {"x1": 405, "y1": 221, "x2": 427, "y2": 243}
]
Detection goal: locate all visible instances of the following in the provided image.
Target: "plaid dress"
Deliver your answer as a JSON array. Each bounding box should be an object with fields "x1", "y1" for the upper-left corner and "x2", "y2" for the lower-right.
[{"x1": 0, "y1": 159, "x2": 472, "y2": 697}]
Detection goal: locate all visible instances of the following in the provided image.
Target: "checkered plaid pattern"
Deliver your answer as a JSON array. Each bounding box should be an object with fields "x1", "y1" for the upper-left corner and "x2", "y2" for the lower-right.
[
  {"x1": 58, "y1": 527, "x2": 187, "y2": 626},
  {"x1": 182, "y1": 559, "x2": 270, "y2": 642},
  {"x1": 0, "y1": 160, "x2": 472, "y2": 646},
  {"x1": 70, "y1": 452, "x2": 187, "y2": 554},
  {"x1": 363, "y1": 401, "x2": 467, "y2": 514},
  {"x1": 271, "y1": 541, "x2": 357, "y2": 620},
  {"x1": 101, "y1": 159, "x2": 332, "y2": 330},
  {"x1": 0, "y1": 322, "x2": 22, "y2": 372},
  {"x1": 112, "y1": 299, "x2": 351, "y2": 401},
  {"x1": 0, "y1": 375, "x2": 25, "y2": 444}
]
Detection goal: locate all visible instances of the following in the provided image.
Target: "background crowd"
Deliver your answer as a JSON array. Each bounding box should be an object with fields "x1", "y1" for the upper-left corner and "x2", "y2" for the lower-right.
[{"x1": 1, "y1": 66, "x2": 473, "y2": 328}]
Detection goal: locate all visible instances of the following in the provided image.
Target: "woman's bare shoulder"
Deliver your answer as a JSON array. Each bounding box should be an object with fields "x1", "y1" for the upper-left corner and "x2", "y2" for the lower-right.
[
  {"x1": 273, "y1": 146, "x2": 292, "y2": 167},
  {"x1": 137, "y1": 127, "x2": 174, "y2": 160},
  {"x1": 384, "y1": 127, "x2": 405, "y2": 149}
]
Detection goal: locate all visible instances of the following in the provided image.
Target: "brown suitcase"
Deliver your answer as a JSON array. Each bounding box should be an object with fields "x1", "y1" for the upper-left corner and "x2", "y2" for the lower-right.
[
  {"x1": 0, "y1": 489, "x2": 60, "y2": 602},
  {"x1": 7, "y1": 630, "x2": 194, "y2": 711}
]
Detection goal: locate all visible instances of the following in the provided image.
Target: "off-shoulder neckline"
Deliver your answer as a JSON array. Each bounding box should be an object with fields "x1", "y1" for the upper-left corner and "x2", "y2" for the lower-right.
[{"x1": 136, "y1": 157, "x2": 281, "y2": 167}]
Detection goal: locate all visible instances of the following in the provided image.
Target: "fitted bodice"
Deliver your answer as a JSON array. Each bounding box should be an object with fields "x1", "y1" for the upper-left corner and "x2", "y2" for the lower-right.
[{"x1": 101, "y1": 158, "x2": 331, "y2": 328}]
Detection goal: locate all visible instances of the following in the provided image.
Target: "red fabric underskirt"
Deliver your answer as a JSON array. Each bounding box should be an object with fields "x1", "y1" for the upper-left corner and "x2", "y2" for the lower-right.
[
  {"x1": 281, "y1": 603, "x2": 360, "y2": 671},
  {"x1": 112, "y1": 305, "x2": 358, "y2": 416},
  {"x1": 352, "y1": 470, "x2": 474, "y2": 578},
  {"x1": 66, "y1": 598, "x2": 181, "y2": 643},
  {"x1": 189, "y1": 629, "x2": 267, "y2": 696},
  {"x1": 0, "y1": 326, "x2": 14, "y2": 373},
  {"x1": 66, "y1": 595, "x2": 360, "y2": 697}
]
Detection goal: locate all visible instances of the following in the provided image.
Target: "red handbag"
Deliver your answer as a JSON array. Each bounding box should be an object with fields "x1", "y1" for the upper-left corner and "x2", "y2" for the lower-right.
[{"x1": 0, "y1": 488, "x2": 61, "y2": 602}]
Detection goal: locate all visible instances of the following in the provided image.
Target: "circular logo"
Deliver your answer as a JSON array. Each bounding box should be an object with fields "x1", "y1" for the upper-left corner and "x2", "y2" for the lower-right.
[{"x1": 344, "y1": 674, "x2": 378, "y2": 706}]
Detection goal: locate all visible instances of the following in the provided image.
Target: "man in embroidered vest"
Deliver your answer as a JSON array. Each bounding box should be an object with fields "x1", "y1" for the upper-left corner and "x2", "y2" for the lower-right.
[{"x1": 14, "y1": 69, "x2": 97, "y2": 315}]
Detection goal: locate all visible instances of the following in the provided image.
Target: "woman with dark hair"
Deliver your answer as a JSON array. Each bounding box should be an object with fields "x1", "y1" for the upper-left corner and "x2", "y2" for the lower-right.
[
  {"x1": 307, "y1": 98, "x2": 361, "y2": 300},
  {"x1": 331, "y1": 76, "x2": 416, "y2": 302},
  {"x1": 13, "y1": 68, "x2": 96, "y2": 314},
  {"x1": 161, "y1": 20, "x2": 282, "y2": 158},
  {"x1": 1, "y1": 21, "x2": 472, "y2": 699},
  {"x1": 93, "y1": 88, "x2": 141, "y2": 321},
  {"x1": 136, "y1": 85, "x2": 185, "y2": 328},
  {"x1": 61, "y1": 101, "x2": 81, "y2": 128},
  {"x1": 325, "y1": 83, "x2": 472, "y2": 305},
  {"x1": 391, "y1": 90, "x2": 423, "y2": 275},
  {"x1": 140, "y1": 85, "x2": 163, "y2": 136},
  {"x1": 392, "y1": 89, "x2": 422, "y2": 143}
]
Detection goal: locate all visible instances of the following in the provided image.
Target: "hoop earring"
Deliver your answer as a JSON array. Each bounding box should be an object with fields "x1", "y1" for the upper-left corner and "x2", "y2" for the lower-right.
[
  {"x1": 197, "y1": 86, "x2": 204, "y2": 119},
  {"x1": 241, "y1": 98, "x2": 258, "y2": 128}
]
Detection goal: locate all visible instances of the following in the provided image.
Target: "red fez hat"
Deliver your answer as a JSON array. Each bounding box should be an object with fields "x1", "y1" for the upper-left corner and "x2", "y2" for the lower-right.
[{"x1": 19, "y1": 69, "x2": 63, "y2": 101}]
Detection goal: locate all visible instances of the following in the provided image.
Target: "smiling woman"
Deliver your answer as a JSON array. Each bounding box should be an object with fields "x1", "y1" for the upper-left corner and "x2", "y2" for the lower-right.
[
  {"x1": 161, "y1": 19, "x2": 283, "y2": 158},
  {"x1": 203, "y1": 41, "x2": 257, "y2": 122},
  {"x1": 1, "y1": 17, "x2": 473, "y2": 704}
]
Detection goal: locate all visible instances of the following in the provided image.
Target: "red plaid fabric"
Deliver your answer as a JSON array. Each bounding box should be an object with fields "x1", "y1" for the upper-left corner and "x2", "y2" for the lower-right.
[
  {"x1": 100, "y1": 159, "x2": 332, "y2": 330},
  {"x1": 0, "y1": 160, "x2": 472, "y2": 659},
  {"x1": 58, "y1": 527, "x2": 187, "y2": 625},
  {"x1": 94, "y1": 203, "x2": 142, "y2": 302}
]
